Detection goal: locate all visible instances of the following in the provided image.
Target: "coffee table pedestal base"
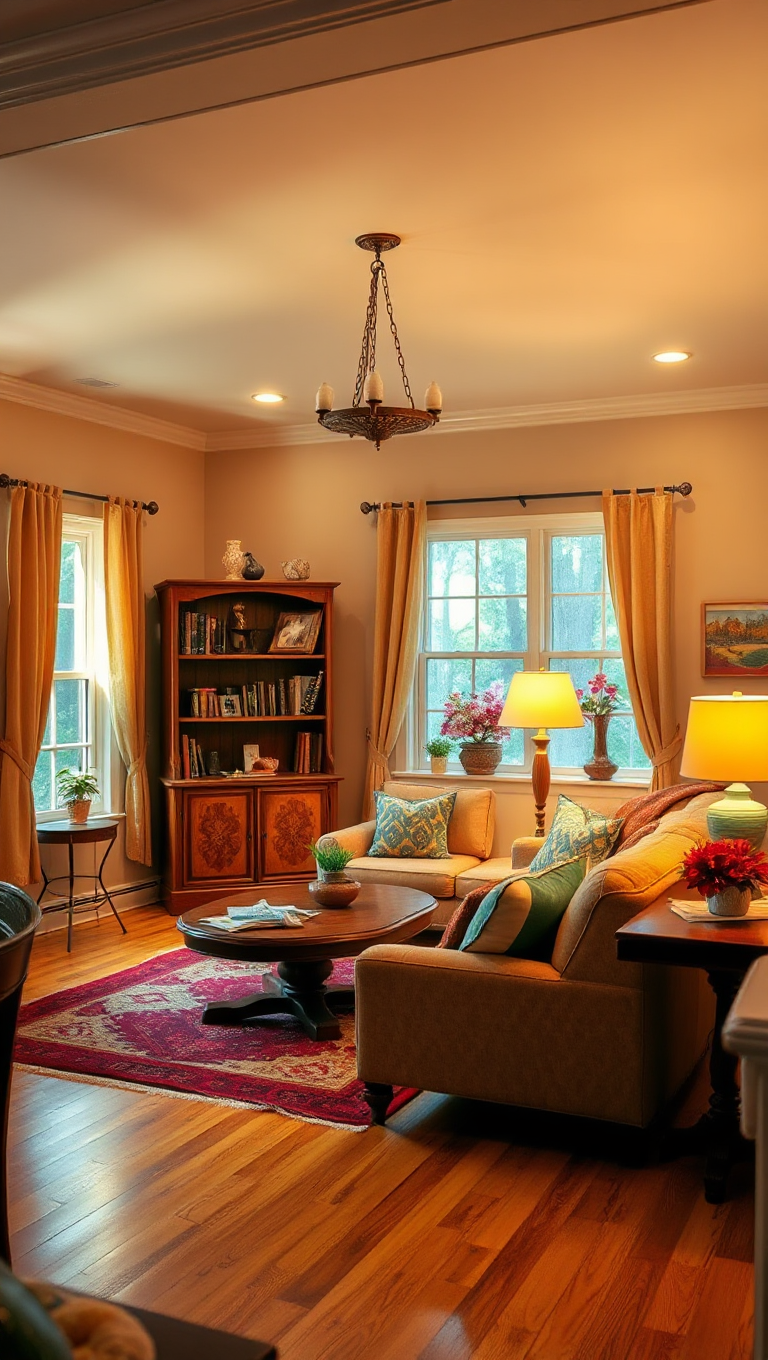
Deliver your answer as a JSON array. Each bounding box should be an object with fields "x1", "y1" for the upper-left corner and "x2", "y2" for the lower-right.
[{"x1": 201, "y1": 959, "x2": 355, "y2": 1040}]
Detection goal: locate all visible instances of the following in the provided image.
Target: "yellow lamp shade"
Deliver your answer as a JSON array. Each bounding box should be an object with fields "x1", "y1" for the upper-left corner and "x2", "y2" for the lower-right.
[
  {"x1": 680, "y1": 693, "x2": 768, "y2": 783},
  {"x1": 501, "y1": 670, "x2": 584, "y2": 730}
]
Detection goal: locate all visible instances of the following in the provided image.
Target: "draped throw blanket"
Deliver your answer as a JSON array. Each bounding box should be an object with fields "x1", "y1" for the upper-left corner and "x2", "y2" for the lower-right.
[
  {"x1": 104, "y1": 498, "x2": 152, "y2": 865},
  {"x1": 363, "y1": 501, "x2": 427, "y2": 818},
  {"x1": 602, "y1": 488, "x2": 681, "y2": 791},
  {"x1": 0, "y1": 483, "x2": 62, "y2": 885}
]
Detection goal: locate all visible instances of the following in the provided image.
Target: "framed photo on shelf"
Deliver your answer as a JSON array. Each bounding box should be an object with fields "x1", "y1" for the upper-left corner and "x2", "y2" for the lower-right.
[
  {"x1": 243, "y1": 743, "x2": 260, "y2": 772},
  {"x1": 702, "y1": 602, "x2": 768, "y2": 677},
  {"x1": 269, "y1": 610, "x2": 322, "y2": 654},
  {"x1": 219, "y1": 694, "x2": 242, "y2": 717}
]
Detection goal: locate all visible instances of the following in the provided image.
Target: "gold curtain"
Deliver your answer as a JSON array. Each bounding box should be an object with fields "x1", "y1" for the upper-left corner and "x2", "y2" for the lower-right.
[
  {"x1": 602, "y1": 488, "x2": 681, "y2": 791},
  {"x1": 363, "y1": 501, "x2": 427, "y2": 817},
  {"x1": 104, "y1": 498, "x2": 152, "y2": 865},
  {"x1": 0, "y1": 483, "x2": 62, "y2": 885}
]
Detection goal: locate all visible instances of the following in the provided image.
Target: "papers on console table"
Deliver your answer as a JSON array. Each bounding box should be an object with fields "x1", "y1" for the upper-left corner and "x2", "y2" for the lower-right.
[
  {"x1": 668, "y1": 898, "x2": 768, "y2": 923},
  {"x1": 198, "y1": 900, "x2": 321, "y2": 932}
]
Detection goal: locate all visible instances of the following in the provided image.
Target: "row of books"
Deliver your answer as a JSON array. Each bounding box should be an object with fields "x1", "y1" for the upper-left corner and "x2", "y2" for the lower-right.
[
  {"x1": 293, "y1": 731, "x2": 324, "y2": 774},
  {"x1": 185, "y1": 673, "x2": 323, "y2": 718},
  {"x1": 180, "y1": 611, "x2": 227, "y2": 655},
  {"x1": 182, "y1": 735, "x2": 211, "y2": 778}
]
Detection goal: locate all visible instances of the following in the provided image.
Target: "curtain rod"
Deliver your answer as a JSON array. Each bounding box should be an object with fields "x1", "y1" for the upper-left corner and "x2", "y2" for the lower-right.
[
  {"x1": 0, "y1": 473, "x2": 159, "y2": 514},
  {"x1": 359, "y1": 482, "x2": 692, "y2": 514}
]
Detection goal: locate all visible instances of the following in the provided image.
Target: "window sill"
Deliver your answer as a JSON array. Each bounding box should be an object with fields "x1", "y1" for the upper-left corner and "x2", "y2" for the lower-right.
[{"x1": 392, "y1": 770, "x2": 651, "y2": 792}]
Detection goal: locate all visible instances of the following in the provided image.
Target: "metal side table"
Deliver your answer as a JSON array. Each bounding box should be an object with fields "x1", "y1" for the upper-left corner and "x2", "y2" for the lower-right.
[{"x1": 36, "y1": 818, "x2": 127, "y2": 952}]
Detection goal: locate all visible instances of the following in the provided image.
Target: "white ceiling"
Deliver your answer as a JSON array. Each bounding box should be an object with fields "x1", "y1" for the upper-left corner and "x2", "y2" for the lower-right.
[{"x1": 0, "y1": 0, "x2": 765, "y2": 440}]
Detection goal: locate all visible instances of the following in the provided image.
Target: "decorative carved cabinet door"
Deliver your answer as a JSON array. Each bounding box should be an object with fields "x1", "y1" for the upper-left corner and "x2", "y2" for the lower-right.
[
  {"x1": 183, "y1": 789, "x2": 254, "y2": 884},
  {"x1": 259, "y1": 787, "x2": 327, "y2": 879}
]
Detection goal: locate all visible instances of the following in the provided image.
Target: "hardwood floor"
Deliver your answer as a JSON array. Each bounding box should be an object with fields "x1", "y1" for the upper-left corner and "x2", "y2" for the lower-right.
[{"x1": 9, "y1": 906, "x2": 755, "y2": 1358}]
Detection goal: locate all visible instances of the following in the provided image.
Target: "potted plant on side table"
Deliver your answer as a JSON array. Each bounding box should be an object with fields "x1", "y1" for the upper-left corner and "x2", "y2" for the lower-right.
[
  {"x1": 440, "y1": 683, "x2": 509, "y2": 776},
  {"x1": 424, "y1": 736, "x2": 452, "y2": 775},
  {"x1": 683, "y1": 838, "x2": 768, "y2": 917},
  {"x1": 308, "y1": 840, "x2": 361, "y2": 908},
  {"x1": 56, "y1": 769, "x2": 100, "y2": 824}
]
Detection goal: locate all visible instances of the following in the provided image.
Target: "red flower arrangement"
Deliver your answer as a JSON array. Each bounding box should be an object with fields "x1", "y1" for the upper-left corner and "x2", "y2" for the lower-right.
[
  {"x1": 440, "y1": 682, "x2": 510, "y2": 744},
  {"x1": 575, "y1": 671, "x2": 622, "y2": 718},
  {"x1": 683, "y1": 839, "x2": 768, "y2": 898}
]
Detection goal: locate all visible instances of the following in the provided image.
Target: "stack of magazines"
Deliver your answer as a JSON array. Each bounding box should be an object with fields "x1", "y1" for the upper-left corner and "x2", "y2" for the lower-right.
[{"x1": 198, "y1": 901, "x2": 320, "y2": 932}]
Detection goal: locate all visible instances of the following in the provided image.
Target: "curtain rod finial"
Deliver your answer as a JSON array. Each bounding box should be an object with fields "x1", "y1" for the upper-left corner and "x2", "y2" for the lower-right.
[
  {"x1": 360, "y1": 501, "x2": 377, "y2": 515},
  {"x1": 145, "y1": 501, "x2": 159, "y2": 515},
  {"x1": 679, "y1": 482, "x2": 693, "y2": 497}
]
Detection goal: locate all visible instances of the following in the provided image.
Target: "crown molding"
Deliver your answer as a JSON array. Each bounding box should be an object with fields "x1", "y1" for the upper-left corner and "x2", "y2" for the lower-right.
[
  {"x1": 0, "y1": 374, "x2": 206, "y2": 450},
  {"x1": 205, "y1": 384, "x2": 768, "y2": 450}
]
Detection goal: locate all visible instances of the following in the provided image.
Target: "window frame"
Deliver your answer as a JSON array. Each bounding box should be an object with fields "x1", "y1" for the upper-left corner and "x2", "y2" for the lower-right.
[
  {"x1": 409, "y1": 511, "x2": 648, "y2": 780},
  {"x1": 35, "y1": 513, "x2": 113, "y2": 823}
]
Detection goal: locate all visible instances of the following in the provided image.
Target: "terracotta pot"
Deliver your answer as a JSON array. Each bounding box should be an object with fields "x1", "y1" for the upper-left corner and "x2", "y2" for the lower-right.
[
  {"x1": 68, "y1": 798, "x2": 91, "y2": 824},
  {"x1": 459, "y1": 742, "x2": 502, "y2": 776},
  {"x1": 430, "y1": 756, "x2": 448, "y2": 775},
  {"x1": 308, "y1": 878, "x2": 361, "y2": 908},
  {"x1": 583, "y1": 713, "x2": 618, "y2": 781},
  {"x1": 706, "y1": 886, "x2": 751, "y2": 917}
]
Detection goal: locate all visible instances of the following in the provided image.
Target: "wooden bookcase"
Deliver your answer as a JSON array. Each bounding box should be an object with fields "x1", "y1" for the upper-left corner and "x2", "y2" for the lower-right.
[{"x1": 155, "y1": 579, "x2": 341, "y2": 911}]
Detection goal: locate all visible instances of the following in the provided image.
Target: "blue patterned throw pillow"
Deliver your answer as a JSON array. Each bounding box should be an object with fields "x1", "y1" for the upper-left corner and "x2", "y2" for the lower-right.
[
  {"x1": 368, "y1": 790, "x2": 457, "y2": 859},
  {"x1": 528, "y1": 794, "x2": 623, "y2": 874}
]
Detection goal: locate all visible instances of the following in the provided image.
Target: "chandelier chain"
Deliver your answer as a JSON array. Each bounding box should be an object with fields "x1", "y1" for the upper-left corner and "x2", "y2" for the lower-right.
[
  {"x1": 379, "y1": 261, "x2": 415, "y2": 409},
  {"x1": 353, "y1": 261, "x2": 381, "y2": 406}
]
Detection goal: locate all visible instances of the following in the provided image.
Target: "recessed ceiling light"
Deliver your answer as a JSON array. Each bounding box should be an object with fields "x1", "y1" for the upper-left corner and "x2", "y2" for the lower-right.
[
  {"x1": 251, "y1": 392, "x2": 284, "y2": 404},
  {"x1": 652, "y1": 351, "x2": 691, "y2": 364}
]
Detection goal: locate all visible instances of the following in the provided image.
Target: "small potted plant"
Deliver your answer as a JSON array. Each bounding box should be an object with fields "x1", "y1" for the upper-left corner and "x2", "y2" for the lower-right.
[
  {"x1": 425, "y1": 735, "x2": 452, "y2": 775},
  {"x1": 308, "y1": 839, "x2": 361, "y2": 908},
  {"x1": 440, "y1": 683, "x2": 509, "y2": 776},
  {"x1": 576, "y1": 673, "x2": 621, "y2": 781},
  {"x1": 56, "y1": 768, "x2": 100, "y2": 824},
  {"x1": 683, "y1": 838, "x2": 768, "y2": 917}
]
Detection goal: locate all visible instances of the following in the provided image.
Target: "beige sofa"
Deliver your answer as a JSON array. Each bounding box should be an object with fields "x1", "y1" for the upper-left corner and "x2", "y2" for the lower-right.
[
  {"x1": 319, "y1": 781, "x2": 512, "y2": 929},
  {"x1": 355, "y1": 792, "x2": 718, "y2": 1129}
]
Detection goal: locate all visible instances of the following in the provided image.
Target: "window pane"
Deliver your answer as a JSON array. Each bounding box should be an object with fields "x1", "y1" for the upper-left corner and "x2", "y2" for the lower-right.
[
  {"x1": 429, "y1": 598, "x2": 475, "y2": 651},
  {"x1": 551, "y1": 535, "x2": 603, "y2": 593},
  {"x1": 54, "y1": 678, "x2": 85, "y2": 745},
  {"x1": 606, "y1": 594, "x2": 619, "y2": 649},
  {"x1": 478, "y1": 597, "x2": 527, "y2": 651},
  {"x1": 607, "y1": 716, "x2": 652, "y2": 771},
  {"x1": 547, "y1": 658, "x2": 591, "y2": 768},
  {"x1": 32, "y1": 751, "x2": 53, "y2": 813},
  {"x1": 59, "y1": 540, "x2": 77, "y2": 605},
  {"x1": 478, "y1": 538, "x2": 526, "y2": 596},
  {"x1": 55, "y1": 605, "x2": 75, "y2": 671},
  {"x1": 42, "y1": 705, "x2": 52, "y2": 748},
  {"x1": 602, "y1": 658, "x2": 632, "y2": 712},
  {"x1": 428, "y1": 541, "x2": 475, "y2": 597},
  {"x1": 551, "y1": 595, "x2": 602, "y2": 650},
  {"x1": 426, "y1": 657, "x2": 473, "y2": 711},
  {"x1": 475, "y1": 657, "x2": 525, "y2": 767}
]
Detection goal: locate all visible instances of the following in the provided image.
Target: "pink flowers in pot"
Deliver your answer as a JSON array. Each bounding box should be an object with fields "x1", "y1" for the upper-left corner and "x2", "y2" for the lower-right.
[
  {"x1": 440, "y1": 682, "x2": 510, "y2": 744},
  {"x1": 576, "y1": 672, "x2": 621, "y2": 719}
]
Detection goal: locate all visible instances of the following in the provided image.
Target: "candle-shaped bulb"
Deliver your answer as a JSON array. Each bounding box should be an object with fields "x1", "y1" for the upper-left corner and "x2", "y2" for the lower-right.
[
  {"x1": 316, "y1": 382, "x2": 334, "y2": 413},
  {"x1": 425, "y1": 381, "x2": 442, "y2": 415},
  {"x1": 364, "y1": 370, "x2": 384, "y2": 405}
]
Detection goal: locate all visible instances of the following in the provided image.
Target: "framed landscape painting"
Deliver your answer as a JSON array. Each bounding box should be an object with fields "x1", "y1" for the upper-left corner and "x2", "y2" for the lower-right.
[{"x1": 702, "y1": 602, "x2": 768, "y2": 676}]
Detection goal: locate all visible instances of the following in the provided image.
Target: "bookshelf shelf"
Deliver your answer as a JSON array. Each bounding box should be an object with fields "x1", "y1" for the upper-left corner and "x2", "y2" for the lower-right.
[{"x1": 155, "y1": 578, "x2": 341, "y2": 911}]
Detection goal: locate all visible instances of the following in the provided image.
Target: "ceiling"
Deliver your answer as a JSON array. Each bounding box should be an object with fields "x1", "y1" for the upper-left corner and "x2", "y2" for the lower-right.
[{"x1": 0, "y1": 0, "x2": 765, "y2": 443}]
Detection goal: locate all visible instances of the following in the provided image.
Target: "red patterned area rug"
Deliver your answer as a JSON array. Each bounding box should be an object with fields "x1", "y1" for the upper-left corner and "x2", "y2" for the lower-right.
[{"x1": 15, "y1": 949, "x2": 416, "y2": 1130}]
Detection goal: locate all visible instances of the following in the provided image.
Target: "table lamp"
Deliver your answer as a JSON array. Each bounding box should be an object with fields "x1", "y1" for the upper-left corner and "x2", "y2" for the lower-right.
[
  {"x1": 500, "y1": 670, "x2": 584, "y2": 837},
  {"x1": 680, "y1": 692, "x2": 768, "y2": 847}
]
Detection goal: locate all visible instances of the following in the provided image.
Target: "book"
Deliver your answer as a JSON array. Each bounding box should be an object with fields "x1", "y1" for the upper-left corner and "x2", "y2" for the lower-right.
[{"x1": 669, "y1": 897, "x2": 768, "y2": 922}]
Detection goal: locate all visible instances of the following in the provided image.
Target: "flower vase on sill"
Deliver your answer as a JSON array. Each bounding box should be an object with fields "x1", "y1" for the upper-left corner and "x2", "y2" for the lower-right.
[
  {"x1": 578, "y1": 673, "x2": 619, "y2": 781},
  {"x1": 439, "y1": 684, "x2": 509, "y2": 777}
]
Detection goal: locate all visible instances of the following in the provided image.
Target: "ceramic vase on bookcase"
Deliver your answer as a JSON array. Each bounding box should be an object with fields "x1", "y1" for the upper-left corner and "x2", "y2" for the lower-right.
[{"x1": 222, "y1": 540, "x2": 244, "y2": 580}]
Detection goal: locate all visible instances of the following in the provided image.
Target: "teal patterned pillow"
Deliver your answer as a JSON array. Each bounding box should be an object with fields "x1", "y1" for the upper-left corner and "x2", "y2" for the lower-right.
[
  {"x1": 368, "y1": 790, "x2": 456, "y2": 859},
  {"x1": 459, "y1": 857, "x2": 587, "y2": 959},
  {"x1": 528, "y1": 794, "x2": 623, "y2": 874}
]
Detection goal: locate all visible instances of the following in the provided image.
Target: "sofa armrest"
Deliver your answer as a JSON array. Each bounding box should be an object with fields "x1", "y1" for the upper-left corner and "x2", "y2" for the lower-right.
[
  {"x1": 317, "y1": 821, "x2": 376, "y2": 859},
  {"x1": 512, "y1": 836, "x2": 540, "y2": 869}
]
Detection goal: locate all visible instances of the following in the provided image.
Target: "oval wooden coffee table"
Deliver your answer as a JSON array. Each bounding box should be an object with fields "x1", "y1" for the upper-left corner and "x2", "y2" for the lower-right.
[{"x1": 178, "y1": 882, "x2": 436, "y2": 1041}]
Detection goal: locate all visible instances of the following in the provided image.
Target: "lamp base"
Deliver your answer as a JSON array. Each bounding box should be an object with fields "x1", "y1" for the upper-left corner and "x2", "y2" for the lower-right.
[
  {"x1": 531, "y1": 730, "x2": 550, "y2": 837},
  {"x1": 706, "y1": 783, "x2": 767, "y2": 849}
]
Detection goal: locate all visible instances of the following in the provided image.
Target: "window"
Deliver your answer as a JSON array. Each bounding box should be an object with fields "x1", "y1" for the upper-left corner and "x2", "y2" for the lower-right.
[
  {"x1": 415, "y1": 513, "x2": 650, "y2": 778},
  {"x1": 32, "y1": 515, "x2": 110, "y2": 818}
]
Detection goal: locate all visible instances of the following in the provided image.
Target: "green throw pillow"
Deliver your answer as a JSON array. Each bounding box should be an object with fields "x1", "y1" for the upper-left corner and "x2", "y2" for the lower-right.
[
  {"x1": 528, "y1": 794, "x2": 623, "y2": 874},
  {"x1": 368, "y1": 790, "x2": 456, "y2": 859},
  {"x1": 459, "y1": 858, "x2": 587, "y2": 959}
]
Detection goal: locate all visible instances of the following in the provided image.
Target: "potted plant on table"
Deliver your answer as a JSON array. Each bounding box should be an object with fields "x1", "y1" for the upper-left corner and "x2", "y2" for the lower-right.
[
  {"x1": 683, "y1": 838, "x2": 768, "y2": 917},
  {"x1": 577, "y1": 672, "x2": 621, "y2": 781},
  {"x1": 440, "y1": 682, "x2": 510, "y2": 776},
  {"x1": 424, "y1": 736, "x2": 452, "y2": 775},
  {"x1": 56, "y1": 769, "x2": 100, "y2": 824},
  {"x1": 308, "y1": 839, "x2": 361, "y2": 908}
]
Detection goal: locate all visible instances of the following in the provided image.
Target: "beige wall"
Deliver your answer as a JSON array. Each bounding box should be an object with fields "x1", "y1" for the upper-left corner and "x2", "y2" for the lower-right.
[
  {"x1": 0, "y1": 398, "x2": 205, "y2": 900},
  {"x1": 203, "y1": 407, "x2": 768, "y2": 843}
]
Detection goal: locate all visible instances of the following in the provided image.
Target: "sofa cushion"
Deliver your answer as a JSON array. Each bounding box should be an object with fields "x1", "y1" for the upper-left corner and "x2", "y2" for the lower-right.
[
  {"x1": 459, "y1": 858, "x2": 587, "y2": 959},
  {"x1": 455, "y1": 857, "x2": 522, "y2": 897},
  {"x1": 384, "y1": 781, "x2": 494, "y2": 859},
  {"x1": 368, "y1": 789, "x2": 456, "y2": 858},
  {"x1": 528, "y1": 794, "x2": 623, "y2": 873},
  {"x1": 346, "y1": 853, "x2": 481, "y2": 899}
]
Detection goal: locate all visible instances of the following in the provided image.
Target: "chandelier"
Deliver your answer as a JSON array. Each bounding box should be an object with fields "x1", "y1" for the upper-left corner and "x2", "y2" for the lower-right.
[{"x1": 315, "y1": 233, "x2": 442, "y2": 450}]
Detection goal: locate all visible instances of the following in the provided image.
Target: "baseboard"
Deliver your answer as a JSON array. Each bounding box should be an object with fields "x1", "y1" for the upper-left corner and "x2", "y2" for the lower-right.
[{"x1": 36, "y1": 877, "x2": 163, "y2": 935}]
